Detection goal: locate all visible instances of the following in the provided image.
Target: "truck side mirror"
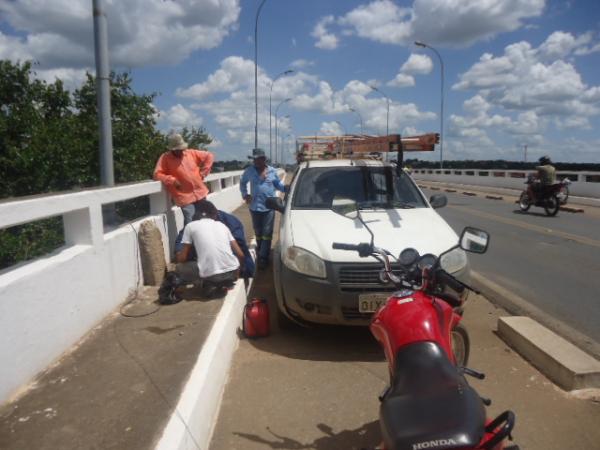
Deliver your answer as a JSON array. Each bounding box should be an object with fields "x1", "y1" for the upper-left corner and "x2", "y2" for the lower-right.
[{"x1": 265, "y1": 196, "x2": 285, "y2": 213}]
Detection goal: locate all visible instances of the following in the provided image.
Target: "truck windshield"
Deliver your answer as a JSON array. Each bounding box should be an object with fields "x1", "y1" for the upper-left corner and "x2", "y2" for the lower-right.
[{"x1": 292, "y1": 166, "x2": 427, "y2": 210}]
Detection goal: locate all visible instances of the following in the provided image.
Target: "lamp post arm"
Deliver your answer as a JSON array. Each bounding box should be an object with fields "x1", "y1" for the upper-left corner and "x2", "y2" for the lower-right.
[{"x1": 254, "y1": 0, "x2": 268, "y2": 151}]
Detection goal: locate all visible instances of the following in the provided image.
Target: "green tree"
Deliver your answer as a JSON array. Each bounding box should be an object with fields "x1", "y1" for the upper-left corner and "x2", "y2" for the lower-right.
[
  {"x1": 0, "y1": 61, "x2": 169, "y2": 269},
  {"x1": 180, "y1": 126, "x2": 212, "y2": 149}
]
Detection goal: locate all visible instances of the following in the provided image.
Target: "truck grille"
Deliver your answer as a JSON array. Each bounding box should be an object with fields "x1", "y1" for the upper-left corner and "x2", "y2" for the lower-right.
[
  {"x1": 338, "y1": 264, "x2": 403, "y2": 292},
  {"x1": 341, "y1": 307, "x2": 373, "y2": 320}
]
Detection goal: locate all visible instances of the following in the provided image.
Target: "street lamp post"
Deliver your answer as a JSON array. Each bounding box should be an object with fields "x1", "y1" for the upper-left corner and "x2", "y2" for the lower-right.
[
  {"x1": 283, "y1": 133, "x2": 293, "y2": 165},
  {"x1": 415, "y1": 41, "x2": 444, "y2": 169},
  {"x1": 254, "y1": 0, "x2": 268, "y2": 151},
  {"x1": 275, "y1": 99, "x2": 291, "y2": 162},
  {"x1": 276, "y1": 115, "x2": 290, "y2": 164},
  {"x1": 269, "y1": 69, "x2": 294, "y2": 160},
  {"x1": 349, "y1": 107, "x2": 363, "y2": 134},
  {"x1": 369, "y1": 85, "x2": 390, "y2": 136}
]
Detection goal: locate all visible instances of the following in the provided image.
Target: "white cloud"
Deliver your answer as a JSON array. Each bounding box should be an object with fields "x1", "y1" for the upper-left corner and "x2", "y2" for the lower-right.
[
  {"x1": 158, "y1": 104, "x2": 204, "y2": 130},
  {"x1": 176, "y1": 56, "x2": 258, "y2": 100},
  {"x1": 290, "y1": 59, "x2": 315, "y2": 70},
  {"x1": 0, "y1": 0, "x2": 240, "y2": 69},
  {"x1": 400, "y1": 54, "x2": 433, "y2": 75},
  {"x1": 453, "y1": 33, "x2": 600, "y2": 121},
  {"x1": 311, "y1": 15, "x2": 339, "y2": 50},
  {"x1": 388, "y1": 73, "x2": 415, "y2": 88},
  {"x1": 320, "y1": 121, "x2": 345, "y2": 136},
  {"x1": 336, "y1": 0, "x2": 545, "y2": 48}
]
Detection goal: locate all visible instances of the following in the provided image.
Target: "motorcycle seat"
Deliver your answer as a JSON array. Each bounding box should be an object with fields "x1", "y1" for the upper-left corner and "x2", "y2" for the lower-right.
[{"x1": 380, "y1": 341, "x2": 486, "y2": 450}]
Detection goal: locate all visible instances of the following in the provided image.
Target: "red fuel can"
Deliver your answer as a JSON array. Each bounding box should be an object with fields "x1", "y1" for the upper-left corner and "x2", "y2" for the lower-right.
[{"x1": 243, "y1": 298, "x2": 270, "y2": 338}]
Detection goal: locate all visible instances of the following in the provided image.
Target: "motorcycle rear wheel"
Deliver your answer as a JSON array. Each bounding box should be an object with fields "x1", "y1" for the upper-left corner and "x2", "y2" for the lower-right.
[
  {"x1": 452, "y1": 324, "x2": 470, "y2": 367},
  {"x1": 518, "y1": 192, "x2": 531, "y2": 212},
  {"x1": 544, "y1": 194, "x2": 560, "y2": 216}
]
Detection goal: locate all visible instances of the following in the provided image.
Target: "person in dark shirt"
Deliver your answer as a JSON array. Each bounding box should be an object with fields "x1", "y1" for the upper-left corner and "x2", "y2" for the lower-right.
[{"x1": 175, "y1": 208, "x2": 255, "y2": 278}]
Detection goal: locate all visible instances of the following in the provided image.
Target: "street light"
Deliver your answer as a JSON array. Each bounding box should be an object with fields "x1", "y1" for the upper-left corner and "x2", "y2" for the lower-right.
[
  {"x1": 283, "y1": 133, "x2": 293, "y2": 165},
  {"x1": 369, "y1": 85, "x2": 390, "y2": 136},
  {"x1": 275, "y1": 116, "x2": 290, "y2": 164},
  {"x1": 254, "y1": 0, "x2": 268, "y2": 151},
  {"x1": 415, "y1": 40, "x2": 444, "y2": 169},
  {"x1": 349, "y1": 107, "x2": 363, "y2": 134},
  {"x1": 275, "y1": 99, "x2": 291, "y2": 162},
  {"x1": 269, "y1": 69, "x2": 294, "y2": 160}
]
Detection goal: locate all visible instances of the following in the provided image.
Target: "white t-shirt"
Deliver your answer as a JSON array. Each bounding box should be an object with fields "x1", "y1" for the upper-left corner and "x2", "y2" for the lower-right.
[{"x1": 181, "y1": 218, "x2": 240, "y2": 278}]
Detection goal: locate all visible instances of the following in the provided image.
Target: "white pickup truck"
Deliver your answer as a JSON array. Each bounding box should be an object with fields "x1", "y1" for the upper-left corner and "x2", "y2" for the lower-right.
[{"x1": 269, "y1": 158, "x2": 468, "y2": 326}]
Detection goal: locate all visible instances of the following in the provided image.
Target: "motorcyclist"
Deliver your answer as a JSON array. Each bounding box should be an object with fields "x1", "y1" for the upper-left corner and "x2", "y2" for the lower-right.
[{"x1": 527, "y1": 155, "x2": 556, "y2": 201}]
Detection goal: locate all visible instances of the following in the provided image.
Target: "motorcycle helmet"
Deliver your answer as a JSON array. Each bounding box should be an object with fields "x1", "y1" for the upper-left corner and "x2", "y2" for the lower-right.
[{"x1": 539, "y1": 155, "x2": 551, "y2": 165}]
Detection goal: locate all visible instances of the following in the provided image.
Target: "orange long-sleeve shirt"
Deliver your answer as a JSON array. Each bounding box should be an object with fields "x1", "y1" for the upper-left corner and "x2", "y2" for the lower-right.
[{"x1": 153, "y1": 149, "x2": 214, "y2": 206}]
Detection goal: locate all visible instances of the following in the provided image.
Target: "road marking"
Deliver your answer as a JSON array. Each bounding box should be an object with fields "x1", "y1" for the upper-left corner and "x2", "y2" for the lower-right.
[{"x1": 449, "y1": 204, "x2": 600, "y2": 249}]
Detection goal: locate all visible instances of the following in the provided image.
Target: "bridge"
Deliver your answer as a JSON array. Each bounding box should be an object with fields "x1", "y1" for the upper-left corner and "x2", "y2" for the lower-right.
[{"x1": 1, "y1": 168, "x2": 600, "y2": 449}]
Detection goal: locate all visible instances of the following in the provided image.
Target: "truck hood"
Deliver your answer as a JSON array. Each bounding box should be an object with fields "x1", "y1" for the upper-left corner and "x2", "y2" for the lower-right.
[{"x1": 289, "y1": 208, "x2": 459, "y2": 263}]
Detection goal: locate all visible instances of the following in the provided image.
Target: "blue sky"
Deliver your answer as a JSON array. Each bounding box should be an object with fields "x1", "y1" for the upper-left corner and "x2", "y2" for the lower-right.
[{"x1": 1, "y1": 0, "x2": 600, "y2": 163}]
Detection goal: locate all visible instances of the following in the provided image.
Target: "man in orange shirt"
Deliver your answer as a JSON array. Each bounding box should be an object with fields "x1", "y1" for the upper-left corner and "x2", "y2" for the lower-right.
[{"x1": 154, "y1": 133, "x2": 214, "y2": 225}]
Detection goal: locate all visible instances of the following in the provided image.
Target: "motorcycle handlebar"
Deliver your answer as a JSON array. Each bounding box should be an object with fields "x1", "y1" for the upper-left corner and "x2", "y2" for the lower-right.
[
  {"x1": 436, "y1": 270, "x2": 465, "y2": 293},
  {"x1": 332, "y1": 242, "x2": 360, "y2": 251}
]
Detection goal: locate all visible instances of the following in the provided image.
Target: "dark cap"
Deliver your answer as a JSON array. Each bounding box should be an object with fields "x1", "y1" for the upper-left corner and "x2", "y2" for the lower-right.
[{"x1": 250, "y1": 148, "x2": 267, "y2": 159}]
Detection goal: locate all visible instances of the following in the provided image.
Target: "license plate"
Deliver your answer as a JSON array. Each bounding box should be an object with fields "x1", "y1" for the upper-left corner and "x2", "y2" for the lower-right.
[{"x1": 358, "y1": 293, "x2": 389, "y2": 313}]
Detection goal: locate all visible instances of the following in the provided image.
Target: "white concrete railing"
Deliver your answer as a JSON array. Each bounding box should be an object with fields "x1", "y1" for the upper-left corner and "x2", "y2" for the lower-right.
[
  {"x1": 411, "y1": 169, "x2": 600, "y2": 198},
  {"x1": 0, "y1": 170, "x2": 246, "y2": 403}
]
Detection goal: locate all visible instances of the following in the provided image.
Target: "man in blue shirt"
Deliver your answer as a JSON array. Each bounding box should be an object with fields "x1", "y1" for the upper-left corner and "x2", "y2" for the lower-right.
[{"x1": 240, "y1": 148, "x2": 286, "y2": 269}]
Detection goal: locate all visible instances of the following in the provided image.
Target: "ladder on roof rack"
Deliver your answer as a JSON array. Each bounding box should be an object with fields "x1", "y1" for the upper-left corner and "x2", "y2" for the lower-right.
[{"x1": 295, "y1": 133, "x2": 440, "y2": 163}]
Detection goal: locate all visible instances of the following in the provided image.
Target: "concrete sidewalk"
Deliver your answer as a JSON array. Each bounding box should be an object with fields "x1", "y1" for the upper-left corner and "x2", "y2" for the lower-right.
[{"x1": 0, "y1": 203, "x2": 258, "y2": 450}]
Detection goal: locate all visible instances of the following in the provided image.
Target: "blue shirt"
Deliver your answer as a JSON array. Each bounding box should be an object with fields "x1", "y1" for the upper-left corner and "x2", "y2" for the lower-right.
[{"x1": 240, "y1": 165, "x2": 286, "y2": 212}]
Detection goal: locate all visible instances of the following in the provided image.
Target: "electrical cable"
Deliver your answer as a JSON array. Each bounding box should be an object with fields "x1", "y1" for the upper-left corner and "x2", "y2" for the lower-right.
[{"x1": 112, "y1": 217, "x2": 201, "y2": 450}]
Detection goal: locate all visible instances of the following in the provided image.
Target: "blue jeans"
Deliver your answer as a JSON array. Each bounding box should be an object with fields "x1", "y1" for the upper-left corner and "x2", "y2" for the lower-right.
[
  {"x1": 180, "y1": 199, "x2": 208, "y2": 226},
  {"x1": 251, "y1": 210, "x2": 275, "y2": 264}
]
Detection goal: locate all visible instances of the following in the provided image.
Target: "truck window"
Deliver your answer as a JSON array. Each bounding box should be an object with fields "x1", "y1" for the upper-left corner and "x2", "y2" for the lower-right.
[{"x1": 292, "y1": 166, "x2": 426, "y2": 209}]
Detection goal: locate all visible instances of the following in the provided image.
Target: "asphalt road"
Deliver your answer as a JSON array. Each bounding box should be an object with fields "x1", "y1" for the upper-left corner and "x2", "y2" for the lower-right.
[
  {"x1": 210, "y1": 198, "x2": 600, "y2": 450},
  {"x1": 422, "y1": 187, "x2": 600, "y2": 351}
]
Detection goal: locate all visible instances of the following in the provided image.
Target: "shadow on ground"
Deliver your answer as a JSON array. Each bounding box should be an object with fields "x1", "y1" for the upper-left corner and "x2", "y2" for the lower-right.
[
  {"x1": 244, "y1": 323, "x2": 385, "y2": 363},
  {"x1": 233, "y1": 421, "x2": 381, "y2": 450},
  {"x1": 512, "y1": 209, "x2": 558, "y2": 218}
]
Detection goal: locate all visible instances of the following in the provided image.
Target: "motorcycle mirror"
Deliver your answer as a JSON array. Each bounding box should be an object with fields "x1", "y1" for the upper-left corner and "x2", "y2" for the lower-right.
[
  {"x1": 429, "y1": 194, "x2": 447, "y2": 209},
  {"x1": 331, "y1": 197, "x2": 359, "y2": 220},
  {"x1": 459, "y1": 227, "x2": 490, "y2": 254}
]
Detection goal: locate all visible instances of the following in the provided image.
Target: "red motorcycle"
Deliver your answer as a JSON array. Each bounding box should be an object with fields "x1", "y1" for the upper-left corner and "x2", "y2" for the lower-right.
[
  {"x1": 519, "y1": 174, "x2": 561, "y2": 216},
  {"x1": 331, "y1": 199, "x2": 518, "y2": 450}
]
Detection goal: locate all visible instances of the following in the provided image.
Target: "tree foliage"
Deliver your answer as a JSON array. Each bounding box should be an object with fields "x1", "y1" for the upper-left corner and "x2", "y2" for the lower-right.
[{"x1": 0, "y1": 60, "x2": 210, "y2": 269}]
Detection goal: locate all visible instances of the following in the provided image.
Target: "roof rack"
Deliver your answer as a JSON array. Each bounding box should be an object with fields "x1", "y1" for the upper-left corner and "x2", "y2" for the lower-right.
[{"x1": 295, "y1": 133, "x2": 439, "y2": 163}]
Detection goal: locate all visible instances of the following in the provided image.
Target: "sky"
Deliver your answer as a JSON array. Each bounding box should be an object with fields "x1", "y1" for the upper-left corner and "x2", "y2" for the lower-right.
[{"x1": 1, "y1": 0, "x2": 600, "y2": 164}]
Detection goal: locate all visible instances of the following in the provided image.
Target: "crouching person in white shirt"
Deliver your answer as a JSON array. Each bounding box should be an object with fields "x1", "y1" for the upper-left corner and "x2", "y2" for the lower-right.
[{"x1": 176, "y1": 201, "x2": 245, "y2": 298}]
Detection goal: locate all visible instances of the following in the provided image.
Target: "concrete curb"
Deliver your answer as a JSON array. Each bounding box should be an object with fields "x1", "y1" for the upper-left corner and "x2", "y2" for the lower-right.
[
  {"x1": 498, "y1": 317, "x2": 600, "y2": 391},
  {"x1": 471, "y1": 271, "x2": 600, "y2": 358},
  {"x1": 154, "y1": 280, "x2": 246, "y2": 450}
]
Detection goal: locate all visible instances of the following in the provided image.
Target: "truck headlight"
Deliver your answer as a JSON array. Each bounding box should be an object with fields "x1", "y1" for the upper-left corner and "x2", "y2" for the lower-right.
[
  {"x1": 440, "y1": 248, "x2": 467, "y2": 274},
  {"x1": 283, "y1": 246, "x2": 327, "y2": 279}
]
